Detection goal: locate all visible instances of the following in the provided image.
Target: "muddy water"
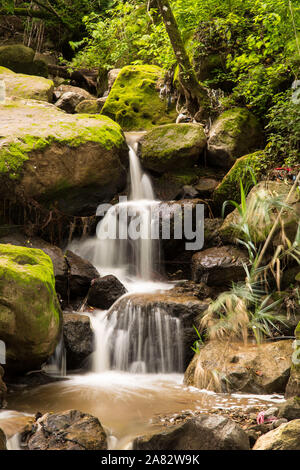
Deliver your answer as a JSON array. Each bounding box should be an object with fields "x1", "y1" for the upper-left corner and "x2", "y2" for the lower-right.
[{"x1": 3, "y1": 372, "x2": 284, "y2": 449}]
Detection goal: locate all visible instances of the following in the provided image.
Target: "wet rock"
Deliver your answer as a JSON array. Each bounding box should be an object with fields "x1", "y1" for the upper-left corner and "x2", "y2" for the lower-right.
[
  {"x1": 207, "y1": 107, "x2": 263, "y2": 168},
  {"x1": 191, "y1": 245, "x2": 248, "y2": 286},
  {"x1": 65, "y1": 250, "x2": 100, "y2": 299},
  {"x1": 0, "y1": 366, "x2": 6, "y2": 408},
  {"x1": 253, "y1": 419, "x2": 300, "y2": 450},
  {"x1": 0, "y1": 427, "x2": 6, "y2": 450},
  {"x1": 278, "y1": 397, "x2": 300, "y2": 421},
  {"x1": 63, "y1": 313, "x2": 94, "y2": 369},
  {"x1": 87, "y1": 275, "x2": 127, "y2": 310},
  {"x1": 26, "y1": 410, "x2": 107, "y2": 450},
  {"x1": 133, "y1": 415, "x2": 250, "y2": 450},
  {"x1": 195, "y1": 178, "x2": 218, "y2": 196},
  {"x1": 139, "y1": 123, "x2": 207, "y2": 173},
  {"x1": 55, "y1": 91, "x2": 85, "y2": 114},
  {"x1": 0, "y1": 244, "x2": 61, "y2": 372},
  {"x1": 184, "y1": 340, "x2": 293, "y2": 394}
]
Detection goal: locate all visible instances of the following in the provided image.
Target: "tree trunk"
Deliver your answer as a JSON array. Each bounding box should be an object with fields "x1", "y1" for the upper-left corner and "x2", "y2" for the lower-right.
[
  {"x1": 155, "y1": 0, "x2": 210, "y2": 120},
  {"x1": 0, "y1": 8, "x2": 53, "y2": 20}
]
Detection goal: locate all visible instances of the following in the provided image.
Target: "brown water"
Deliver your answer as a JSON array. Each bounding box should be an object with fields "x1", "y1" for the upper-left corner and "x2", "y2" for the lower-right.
[{"x1": 2, "y1": 372, "x2": 284, "y2": 449}]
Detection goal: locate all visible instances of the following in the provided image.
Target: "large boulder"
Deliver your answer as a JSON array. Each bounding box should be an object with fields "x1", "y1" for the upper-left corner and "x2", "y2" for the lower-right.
[
  {"x1": 184, "y1": 340, "x2": 293, "y2": 394},
  {"x1": 0, "y1": 44, "x2": 47, "y2": 76},
  {"x1": 63, "y1": 313, "x2": 94, "y2": 369},
  {"x1": 133, "y1": 415, "x2": 249, "y2": 450},
  {"x1": 286, "y1": 321, "x2": 300, "y2": 398},
  {"x1": 253, "y1": 419, "x2": 300, "y2": 450},
  {"x1": 278, "y1": 397, "x2": 300, "y2": 421},
  {"x1": 207, "y1": 108, "x2": 263, "y2": 168},
  {"x1": 101, "y1": 65, "x2": 177, "y2": 130},
  {"x1": 0, "y1": 427, "x2": 6, "y2": 450},
  {"x1": 25, "y1": 410, "x2": 107, "y2": 450},
  {"x1": 0, "y1": 98, "x2": 128, "y2": 216},
  {"x1": 219, "y1": 181, "x2": 300, "y2": 244},
  {"x1": 191, "y1": 245, "x2": 248, "y2": 286},
  {"x1": 213, "y1": 150, "x2": 274, "y2": 210},
  {"x1": 139, "y1": 123, "x2": 207, "y2": 173},
  {"x1": 0, "y1": 244, "x2": 61, "y2": 372},
  {"x1": 87, "y1": 275, "x2": 127, "y2": 310},
  {"x1": 0, "y1": 67, "x2": 53, "y2": 101}
]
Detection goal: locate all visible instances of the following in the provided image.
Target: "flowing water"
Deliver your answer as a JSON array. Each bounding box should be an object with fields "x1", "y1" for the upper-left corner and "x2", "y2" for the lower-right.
[{"x1": 2, "y1": 137, "x2": 286, "y2": 449}]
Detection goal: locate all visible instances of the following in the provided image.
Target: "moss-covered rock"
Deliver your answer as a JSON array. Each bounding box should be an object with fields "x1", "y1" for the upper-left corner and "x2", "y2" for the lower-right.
[
  {"x1": 213, "y1": 150, "x2": 275, "y2": 209},
  {"x1": 0, "y1": 98, "x2": 128, "y2": 215},
  {"x1": 207, "y1": 108, "x2": 263, "y2": 168},
  {"x1": 0, "y1": 44, "x2": 48, "y2": 77},
  {"x1": 0, "y1": 67, "x2": 53, "y2": 102},
  {"x1": 101, "y1": 65, "x2": 177, "y2": 130},
  {"x1": 139, "y1": 123, "x2": 207, "y2": 173},
  {"x1": 0, "y1": 244, "x2": 61, "y2": 372},
  {"x1": 286, "y1": 321, "x2": 300, "y2": 398},
  {"x1": 219, "y1": 181, "x2": 300, "y2": 244},
  {"x1": 75, "y1": 99, "x2": 103, "y2": 114},
  {"x1": 253, "y1": 419, "x2": 300, "y2": 450}
]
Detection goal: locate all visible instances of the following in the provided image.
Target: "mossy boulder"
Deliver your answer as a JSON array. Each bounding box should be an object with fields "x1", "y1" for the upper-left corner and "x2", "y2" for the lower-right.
[
  {"x1": 207, "y1": 108, "x2": 263, "y2": 168},
  {"x1": 219, "y1": 181, "x2": 300, "y2": 244},
  {"x1": 253, "y1": 419, "x2": 300, "y2": 450},
  {"x1": 0, "y1": 67, "x2": 53, "y2": 102},
  {"x1": 0, "y1": 44, "x2": 48, "y2": 77},
  {"x1": 0, "y1": 244, "x2": 61, "y2": 372},
  {"x1": 75, "y1": 99, "x2": 103, "y2": 114},
  {"x1": 286, "y1": 321, "x2": 300, "y2": 398},
  {"x1": 213, "y1": 150, "x2": 275, "y2": 209},
  {"x1": 101, "y1": 65, "x2": 177, "y2": 130},
  {"x1": 139, "y1": 123, "x2": 207, "y2": 173},
  {"x1": 0, "y1": 98, "x2": 128, "y2": 215}
]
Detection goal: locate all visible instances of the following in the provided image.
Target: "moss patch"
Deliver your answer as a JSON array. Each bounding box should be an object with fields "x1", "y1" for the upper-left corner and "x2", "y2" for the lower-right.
[
  {"x1": 0, "y1": 243, "x2": 61, "y2": 371},
  {"x1": 101, "y1": 65, "x2": 177, "y2": 130}
]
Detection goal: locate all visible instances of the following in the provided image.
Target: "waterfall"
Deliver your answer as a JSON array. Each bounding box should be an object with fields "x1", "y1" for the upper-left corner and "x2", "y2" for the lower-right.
[
  {"x1": 89, "y1": 296, "x2": 183, "y2": 374},
  {"x1": 69, "y1": 138, "x2": 183, "y2": 375}
]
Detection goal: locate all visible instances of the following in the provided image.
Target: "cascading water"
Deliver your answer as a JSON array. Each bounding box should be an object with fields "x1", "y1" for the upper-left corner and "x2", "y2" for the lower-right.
[{"x1": 69, "y1": 136, "x2": 183, "y2": 375}]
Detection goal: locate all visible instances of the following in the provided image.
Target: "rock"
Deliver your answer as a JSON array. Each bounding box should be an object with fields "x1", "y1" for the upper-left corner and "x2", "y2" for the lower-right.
[
  {"x1": 63, "y1": 313, "x2": 94, "y2": 369},
  {"x1": 0, "y1": 44, "x2": 48, "y2": 76},
  {"x1": 285, "y1": 321, "x2": 300, "y2": 398},
  {"x1": 0, "y1": 98, "x2": 128, "y2": 216},
  {"x1": 207, "y1": 108, "x2": 263, "y2": 168},
  {"x1": 101, "y1": 65, "x2": 177, "y2": 130},
  {"x1": 264, "y1": 407, "x2": 279, "y2": 419},
  {"x1": 220, "y1": 181, "x2": 300, "y2": 244},
  {"x1": 107, "y1": 68, "x2": 121, "y2": 91},
  {"x1": 271, "y1": 418, "x2": 288, "y2": 429},
  {"x1": 133, "y1": 415, "x2": 249, "y2": 450},
  {"x1": 75, "y1": 98, "x2": 105, "y2": 114},
  {"x1": 0, "y1": 244, "x2": 61, "y2": 372},
  {"x1": 191, "y1": 245, "x2": 248, "y2": 286},
  {"x1": 184, "y1": 340, "x2": 293, "y2": 394},
  {"x1": 26, "y1": 410, "x2": 107, "y2": 450},
  {"x1": 0, "y1": 67, "x2": 53, "y2": 101},
  {"x1": 0, "y1": 232, "x2": 68, "y2": 299},
  {"x1": 87, "y1": 275, "x2": 127, "y2": 310},
  {"x1": 65, "y1": 250, "x2": 100, "y2": 299},
  {"x1": 278, "y1": 397, "x2": 300, "y2": 421},
  {"x1": 139, "y1": 123, "x2": 207, "y2": 173},
  {"x1": 53, "y1": 84, "x2": 94, "y2": 101},
  {"x1": 213, "y1": 150, "x2": 274, "y2": 210},
  {"x1": 55, "y1": 91, "x2": 85, "y2": 114},
  {"x1": 0, "y1": 366, "x2": 6, "y2": 408},
  {"x1": 195, "y1": 178, "x2": 218, "y2": 196},
  {"x1": 253, "y1": 419, "x2": 300, "y2": 450},
  {"x1": 0, "y1": 427, "x2": 6, "y2": 450}
]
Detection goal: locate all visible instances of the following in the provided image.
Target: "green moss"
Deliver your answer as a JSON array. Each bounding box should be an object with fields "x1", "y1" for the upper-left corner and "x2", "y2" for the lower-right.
[
  {"x1": 0, "y1": 66, "x2": 14, "y2": 75},
  {"x1": 101, "y1": 65, "x2": 177, "y2": 130},
  {"x1": 75, "y1": 99, "x2": 101, "y2": 114},
  {"x1": 213, "y1": 150, "x2": 275, "y2": 208}
]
